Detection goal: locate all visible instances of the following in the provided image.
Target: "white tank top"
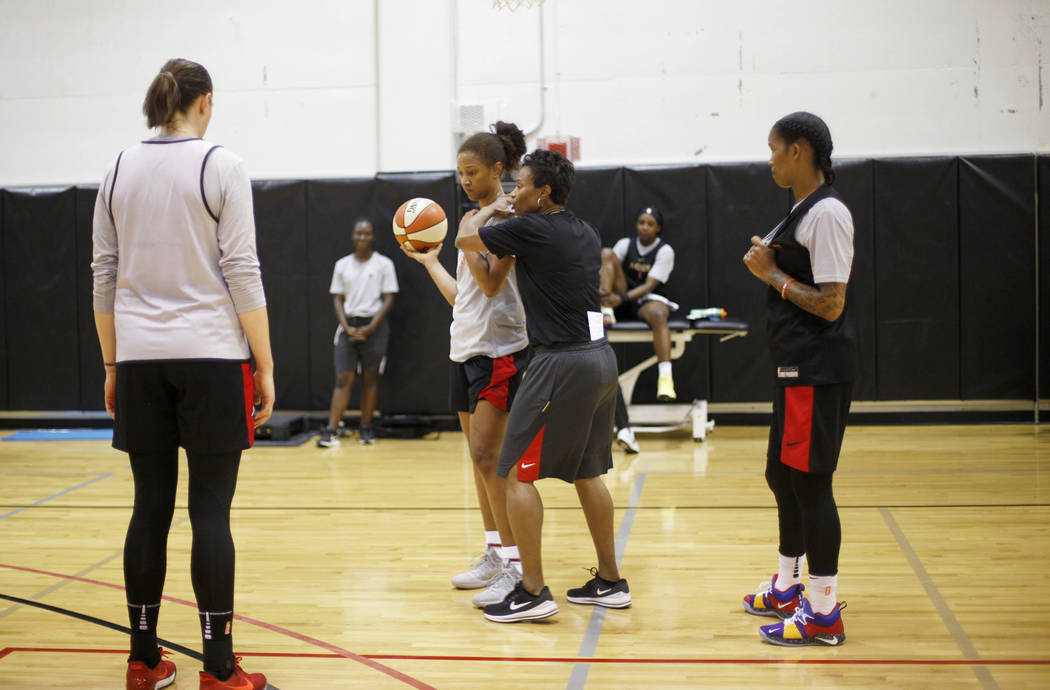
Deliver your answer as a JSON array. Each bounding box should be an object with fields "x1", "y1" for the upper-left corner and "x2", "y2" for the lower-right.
[{"x1": 449, "y1": 249, "x2": 528, "y2": 362}]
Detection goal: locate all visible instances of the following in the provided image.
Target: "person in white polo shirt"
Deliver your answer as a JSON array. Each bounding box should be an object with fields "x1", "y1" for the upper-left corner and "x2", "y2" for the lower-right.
[{"x1": 317, "y1": 220, "x2": 399, "y2": 447}]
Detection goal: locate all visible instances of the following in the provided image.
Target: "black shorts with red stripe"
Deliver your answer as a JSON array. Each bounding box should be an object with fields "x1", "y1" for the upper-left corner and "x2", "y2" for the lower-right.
[
  {"x1": 449, "y1": 347, "x2": 530, "y2": 414},
  {"x1": 496, "y1": 340, "x2": 617, "y2": 484},
  {"x1": 113, "y1": 359, "x2": 255, "y2": 454},
  {"x1": 768, "y1": 381, "x2": 853, "y2": 473}
]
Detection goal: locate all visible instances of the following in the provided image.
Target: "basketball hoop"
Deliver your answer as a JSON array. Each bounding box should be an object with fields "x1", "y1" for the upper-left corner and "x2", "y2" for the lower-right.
[{"x1": 492, "y1": 0, "x2": 545, "y2": 10}]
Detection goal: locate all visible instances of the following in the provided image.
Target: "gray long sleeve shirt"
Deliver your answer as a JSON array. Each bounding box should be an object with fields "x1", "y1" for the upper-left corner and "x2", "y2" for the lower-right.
[{"x1": 91, "y1": 135, "x2": 266, "y2": 362}]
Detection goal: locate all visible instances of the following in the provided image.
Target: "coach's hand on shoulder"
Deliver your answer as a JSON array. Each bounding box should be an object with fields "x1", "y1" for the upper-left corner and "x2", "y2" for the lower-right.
[
  {"x1": 253, "y1": 369, "x2": 275, "y2": 428},
  {"x1": 490, "y1": 194, "x2": 514, "y2": 217}
]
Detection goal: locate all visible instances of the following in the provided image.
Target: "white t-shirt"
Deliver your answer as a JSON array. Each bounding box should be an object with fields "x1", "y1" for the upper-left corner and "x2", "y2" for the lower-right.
[
  {"x1": 611, "y1": 237, "x2": 675, "y2": 284},
  {"x1": 762, "y1": 197, "x2": 854, "y2": 284},
  {"x1": 449, "y1": 251, "x2": 528, "y2": 362},
  {"x1": 329, "y1": 252, "x2": 399, "y2": 317}
]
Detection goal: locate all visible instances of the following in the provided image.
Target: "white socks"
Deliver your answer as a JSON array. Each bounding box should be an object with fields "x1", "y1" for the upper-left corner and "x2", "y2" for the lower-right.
[
  {"x1": 658, "y1": 361, "x2": 672, "y2": 378},
  {"x1": 498, "y1": 545, "x2": 523, "y2": 574},
  {"x1": 775, "y1": 553, "x2": 804, "y2": 591},
  {"x1": 485, "y1": 531, "x2": 500, "y2": 550},
  {"x1": 809, "y1": 574, "x2": 838, "y2": 615}
]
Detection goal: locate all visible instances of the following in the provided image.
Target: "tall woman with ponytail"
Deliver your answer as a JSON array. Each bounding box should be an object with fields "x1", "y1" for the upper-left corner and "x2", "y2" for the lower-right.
[
  {"x1": 92, "y1": 59, "x2": 272, "y2": 689},
  {"x1": 742, "y1": 112, "x2": 857, "y2": 647},
  {"x1": 401, "y1": 122, "x2": 530, "y2": 609}
]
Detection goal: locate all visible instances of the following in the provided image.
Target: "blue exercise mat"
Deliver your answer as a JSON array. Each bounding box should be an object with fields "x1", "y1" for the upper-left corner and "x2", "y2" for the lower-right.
[{"x1": 2, "y1": 429, "x2": 113, "y2": 441}]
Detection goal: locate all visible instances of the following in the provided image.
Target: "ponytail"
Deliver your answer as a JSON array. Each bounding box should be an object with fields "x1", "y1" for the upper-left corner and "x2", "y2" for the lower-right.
[{"x1": 142, "y1": 59, "x2": 213, "y2": 129}]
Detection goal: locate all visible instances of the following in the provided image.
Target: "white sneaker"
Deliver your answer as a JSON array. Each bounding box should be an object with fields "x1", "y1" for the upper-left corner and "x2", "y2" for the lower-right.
[
  {"x1": 616, "y1": 427, "x2": 640, "y2": 454},
  {"x1": 472, "y1": 565, "x2": 521, "y2": 608},
  {"x1": 451, "y1": 547, "x2": 504, "y2": 589}
]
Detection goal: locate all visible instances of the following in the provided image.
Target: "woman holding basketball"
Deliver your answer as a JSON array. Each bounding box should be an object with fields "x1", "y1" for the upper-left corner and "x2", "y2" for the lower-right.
[
  {"x1": 742, "y1": 111, "x2": 857, "y2": 647},
  {"x1": 401, "y1": 121, "x2": 529, "y2": 609},
  {"x1": 92, "y1": 59, "x2": 271, "y2": 689}
]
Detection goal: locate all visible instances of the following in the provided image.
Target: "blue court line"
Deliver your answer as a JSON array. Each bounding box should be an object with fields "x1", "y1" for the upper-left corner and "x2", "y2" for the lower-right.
[
  {"x1": 567, "y1": 472, "x2": 647, "y2": 690},
  {"x1": 0, "y1": 473, "x2": 115, "y2": 521}
]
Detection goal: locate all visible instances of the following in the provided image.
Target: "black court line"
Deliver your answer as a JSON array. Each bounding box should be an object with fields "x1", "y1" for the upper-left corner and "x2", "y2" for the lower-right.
[
  {"x1": 0, "y1": 592, "x2": 201, "y2": 660},
  {"x1": 1, "y1": 503, "x2": 1046, "y2": 511},
  {"x1": 0, "y1": 593, "x2": 284, "y2": 689}
]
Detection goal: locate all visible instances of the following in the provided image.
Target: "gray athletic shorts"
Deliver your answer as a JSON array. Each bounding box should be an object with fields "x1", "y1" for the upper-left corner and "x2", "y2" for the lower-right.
[
  {"x1": 334, "y1": 317, "x2": 389, "y2": 375},
  {"x1": 497, "y1": 340, "x2": 617, "y2": 484}
]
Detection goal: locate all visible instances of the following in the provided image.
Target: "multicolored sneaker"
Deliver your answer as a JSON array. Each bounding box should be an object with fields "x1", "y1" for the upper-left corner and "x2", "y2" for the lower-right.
[
  {"x1": 451, "y1": 546, "x2": 504, "y2": 589},
  {"x1": 483, "y1": 582, "x2": 558, "y2": 623},
  {"x1": 198, "y1": 657, "x2": 267, "y2": 689},
  {"x1": 758, "y1": 598, "x2": 846, "y2": 647},
  {"x1": 126, "y1": 647, "x2": 176, "y2": 689},
  {"x1": 743, "y1": 574, "x2": 804, "y2": 619},
  {"x1": 316, "y1": 426, "x2": 339, "y2": 449},
  {"x1": 566, "y1": 568, "x2": 632, "y2": 608}
]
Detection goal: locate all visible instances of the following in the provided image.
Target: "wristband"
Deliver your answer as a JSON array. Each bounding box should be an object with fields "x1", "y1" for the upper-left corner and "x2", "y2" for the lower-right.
[
  {"x1": 620, "y1": 292, "x2": 631, "y2": 306},
  {"x1": 103, "y1": 362, "x2": 116, "y2": 367},
  {"x1": 780, "y1": 279, "x2": 796, "y2": 300}
]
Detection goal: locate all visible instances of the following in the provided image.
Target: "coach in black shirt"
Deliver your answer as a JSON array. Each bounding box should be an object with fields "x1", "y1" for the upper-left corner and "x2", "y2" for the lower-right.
[{"x1": 456, "y1": 149, "x2": 631, "y2": 623}]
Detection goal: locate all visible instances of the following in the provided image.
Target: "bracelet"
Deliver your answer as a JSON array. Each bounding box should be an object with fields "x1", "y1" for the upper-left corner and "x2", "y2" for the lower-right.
[
  {"x1": 103, "y1": 362, "x2": 116, "y2": 367},
  {"x1": 780, "y1": 279, "x2": 797, "y2": 300},
  {"x1": 620, "y1": 292, "x2": 631, "y2": 305}
]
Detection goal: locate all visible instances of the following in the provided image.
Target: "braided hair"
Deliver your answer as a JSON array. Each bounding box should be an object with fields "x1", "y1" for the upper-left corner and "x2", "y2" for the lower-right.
[{"x1": 772, "y1": 112, "x2": 835, "y2": 186}]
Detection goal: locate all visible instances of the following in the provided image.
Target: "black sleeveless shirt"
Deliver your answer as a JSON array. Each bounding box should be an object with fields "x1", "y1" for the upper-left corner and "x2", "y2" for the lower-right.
[
  {"x1": 765, "y1": 185, "x2": 857, "y2": 387},
  {"x1": 621, "y1": 239, "x2": 669, "y2": 296}
]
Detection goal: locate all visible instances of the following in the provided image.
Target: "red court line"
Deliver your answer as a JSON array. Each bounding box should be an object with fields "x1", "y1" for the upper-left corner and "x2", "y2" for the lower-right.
[
  {"x1": 0, "y1": 563, "x2": 433, "y2": 689},
  {"x1": 2, "y1": 647, "x2": 1048, "y2": 666}
]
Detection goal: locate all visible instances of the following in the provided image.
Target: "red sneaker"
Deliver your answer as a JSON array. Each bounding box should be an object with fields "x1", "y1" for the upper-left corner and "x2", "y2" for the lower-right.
[
  {"x1": 199, "y1": 657, "x2": 267, "y2": 689},
  {"x1": 126, "y1": 648, "x2": 176, "y2": 689}
]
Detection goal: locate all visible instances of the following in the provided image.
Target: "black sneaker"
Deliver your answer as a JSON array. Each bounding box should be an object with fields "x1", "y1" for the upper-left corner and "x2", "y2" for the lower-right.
[
  {"x1": 359, "y1": 424, "x2": 375, "y2": 445},
  {"x1": 483, "y1": 582, "x2": 558, "y2": 623},
  {"x1": 316, "y1": 426, "x2": 340, "y2": 448},
  {"x1": 566, "y1": 568, "x2": 631, "y2": 608}
]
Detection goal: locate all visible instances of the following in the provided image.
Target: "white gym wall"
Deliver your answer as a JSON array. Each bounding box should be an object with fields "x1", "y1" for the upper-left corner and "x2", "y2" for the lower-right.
[{"x1": 0, "y1": 0, "x2": 1047, "y2": 185}]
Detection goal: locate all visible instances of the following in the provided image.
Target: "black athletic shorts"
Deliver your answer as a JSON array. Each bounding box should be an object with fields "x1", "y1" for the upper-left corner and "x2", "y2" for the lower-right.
[
  {"x1": 113, "y1": 360, "x2": 255, "y2": 454},
  {"x1": 767, "y1": 382, "x2": 853, "y2": 473},
  {"x1": 334, "y1": 317, "x2": 389, "y2": 375},
  {"x1": 496, "y1": 340, "x2": 617, "y2": 484},
  {"x1": 449, "y1": 347, "x2": 530, "y2": 414}
]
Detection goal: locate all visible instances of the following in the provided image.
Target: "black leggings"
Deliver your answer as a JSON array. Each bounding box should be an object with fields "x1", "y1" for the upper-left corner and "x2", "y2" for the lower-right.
[
  {"x1": 124, "y1": 449, "x2": 242, "y2": 613},
  {"x1": 765, "y1": 453, "x2": 840, "y2": 576}
]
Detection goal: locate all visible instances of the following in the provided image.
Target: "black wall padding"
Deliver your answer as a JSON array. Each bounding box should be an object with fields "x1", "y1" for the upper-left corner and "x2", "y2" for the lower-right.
[
  {"x1": 2, "y1": 188, "x2": 80, "y2": 408},
  {"x1": 705, "y1": 163, "x2": 793, "y2": 402},
  {"x1": 566, "y1": 167, "x2": 627, "y2": 240},
  {"x1": 959, "y1": 156, "x2": 1036, "y2": 399},
  {"x1": 75, "y1": 187, "x2": 104, "y2": 410},
  {"x1": 620, "y1": 166, "x2": 710, "y2": 402},
  {"x1": 253, "y1": 181, "x2": 311, "y2": 409},
  {"x1": 832, "y1": 160, "x2": 877, "y2": 400},
  {"x1": 304, "y1": 179, "x2": 376, "y2": 410},
  {"x1": 874, "y1": 158, "x2": 960, "y2": 399},
  {"x1": 371, "y1": 172, "x2": 460, "y2": 413},
  {"x1": 1040, "y1": 155, "x2": 1050, "y2": 401}
]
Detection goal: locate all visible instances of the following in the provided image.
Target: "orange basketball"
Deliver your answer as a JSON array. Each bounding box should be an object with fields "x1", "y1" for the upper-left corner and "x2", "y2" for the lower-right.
[{"x1": 393, "y1": 198, "x2": 447, "y2": 251}]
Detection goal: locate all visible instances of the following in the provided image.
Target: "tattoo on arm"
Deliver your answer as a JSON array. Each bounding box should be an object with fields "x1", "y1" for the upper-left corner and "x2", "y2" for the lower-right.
[{"x1": 768, "y1": 269, "x2": 846, "y2": 322}]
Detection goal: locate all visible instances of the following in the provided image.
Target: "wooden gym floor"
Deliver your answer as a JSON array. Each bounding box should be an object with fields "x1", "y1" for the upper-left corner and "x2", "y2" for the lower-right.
[{"x1": 0, "y1": 423, "x2": 1047, "y2": 688}]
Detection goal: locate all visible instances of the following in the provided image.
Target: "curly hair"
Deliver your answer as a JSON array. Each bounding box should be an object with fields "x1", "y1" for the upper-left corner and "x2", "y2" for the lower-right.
[
  {"x1": 458, "y1": 121, "x2": 527, "y2": 173},
  {"x1": 521, "y1": 149, "x2": 575, "y2": 204}
]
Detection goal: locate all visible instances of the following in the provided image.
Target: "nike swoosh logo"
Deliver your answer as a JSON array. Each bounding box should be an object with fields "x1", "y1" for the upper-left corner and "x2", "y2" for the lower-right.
[
  {"x1": 521, "y1": 463, "x2": 536, "y2": 469},
  {"x1": 775, "y1": 600, "x2": 795, "y2": 609},
  {"x1": 818, "y1": 636, "x2": 841, "y2": 646},
  {"x1": 509, "y1": 600, "x2": 531, "y2": 611},
  {"x1": 786, "y1": 441, "x2": 803, "y2": 447},
  {"x1": 596, "y1": 587, "x2": 612, "y2": 595}
]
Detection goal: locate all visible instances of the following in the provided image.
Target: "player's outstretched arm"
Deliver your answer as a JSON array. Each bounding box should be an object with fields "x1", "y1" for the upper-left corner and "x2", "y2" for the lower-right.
[{"x1": 401, "y1": 244, "x2": 458, "y2": 306}]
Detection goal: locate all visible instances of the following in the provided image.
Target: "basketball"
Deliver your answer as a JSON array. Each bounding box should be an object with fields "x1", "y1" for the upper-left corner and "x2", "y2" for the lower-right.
[{"x1": 393, "y1": 197, "x2": 448, "y2": 251}]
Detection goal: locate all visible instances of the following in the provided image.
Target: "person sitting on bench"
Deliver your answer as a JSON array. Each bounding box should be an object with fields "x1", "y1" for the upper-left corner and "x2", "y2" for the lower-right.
[{"x1": 600, "y1": 206, "x2": 678, "y2": 401}]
